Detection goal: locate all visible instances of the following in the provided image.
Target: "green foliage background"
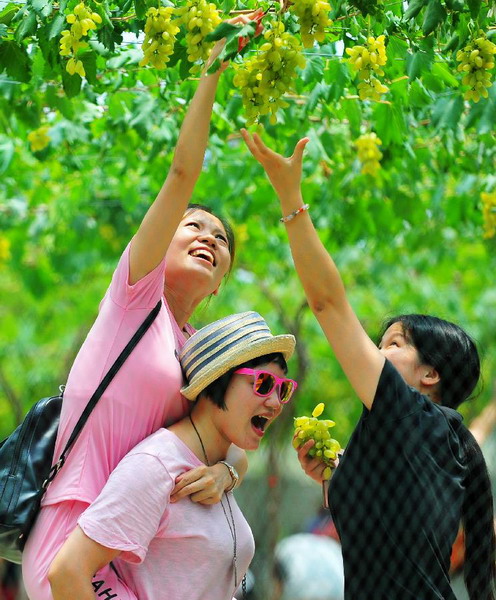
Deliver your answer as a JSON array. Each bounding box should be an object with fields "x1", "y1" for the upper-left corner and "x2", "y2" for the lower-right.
[{"x1": 1, "y1": 0, "x2": 495, "y2": 592}]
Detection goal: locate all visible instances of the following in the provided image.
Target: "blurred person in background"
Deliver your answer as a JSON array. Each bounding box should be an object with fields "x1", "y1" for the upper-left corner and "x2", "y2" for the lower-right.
[{"x1": 273, "y1": 533, "x2": 344, "y2": 600}]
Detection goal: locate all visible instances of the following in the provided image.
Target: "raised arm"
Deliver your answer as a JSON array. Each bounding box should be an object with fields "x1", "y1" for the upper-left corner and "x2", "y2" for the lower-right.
[
  {"x1": 130, "y1": 14, "x2": 259, "y2": 285},
  {"x1": 128, "y1": 44, "x2": 224, "y2": 284},
  {"x1": 241, "y1": 130, "x2": 384, "y2": 410}
]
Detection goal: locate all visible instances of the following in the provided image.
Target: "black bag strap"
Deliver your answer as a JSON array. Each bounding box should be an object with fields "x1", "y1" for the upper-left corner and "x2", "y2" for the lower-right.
[{"x1": 43, "y1": 299, "x2": 162, "y2": 487}]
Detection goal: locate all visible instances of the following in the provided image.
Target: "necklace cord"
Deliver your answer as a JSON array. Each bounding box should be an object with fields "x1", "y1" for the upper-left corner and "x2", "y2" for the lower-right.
[{"x1": 188, "y1": 415, "x2": 247, "y2": 598}]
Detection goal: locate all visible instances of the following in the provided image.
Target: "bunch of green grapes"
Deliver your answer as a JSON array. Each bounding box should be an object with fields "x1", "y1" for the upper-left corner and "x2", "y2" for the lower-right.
[
  {"x1": 481, "y1": 192, "x2": 496, "y2": 240},
  {"x1": 27, "y1": 125, "x2": 51, "y2": 152},
  {"x1": 293, "y1": 403, "x2": 341, "y2": 481},
  {"x1": 233, "y1": 22, "x2": 305, "y2": 125},
  {"x1": 289, "y1": 0, "x2": 332, "y2": 49},
  {"x1": 456, "y1": 31, "x2": 496, "y2": 103},
  {"x1": 59, "y1": 2, "x2": 102, "y2": 77},
  {"x1": 140, "y1": 7, "x2": 179, "y2": 69},
  {"x1": 345, "y1": 35, "x2": 388, "y2": 101},
  {"x1": 355, "y1": 132, "x2": 383, "y2": 176},
  {"x1": 176, "y1": 0, "x2": 221, "y2": 65}
]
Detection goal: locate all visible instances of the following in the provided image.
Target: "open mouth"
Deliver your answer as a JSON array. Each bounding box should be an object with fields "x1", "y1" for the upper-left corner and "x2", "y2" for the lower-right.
[
  {"x1": 251, "y1": 415, "x2": 269, "y2": 435},
  {"x1": 189, "y1": 248, "x2": 215, "y2": 266}
]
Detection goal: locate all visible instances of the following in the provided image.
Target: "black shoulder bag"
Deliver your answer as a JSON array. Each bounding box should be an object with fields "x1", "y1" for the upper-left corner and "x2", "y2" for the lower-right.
[{"x1": 0, "y1": 300, "x2": 162, "y2": 564}]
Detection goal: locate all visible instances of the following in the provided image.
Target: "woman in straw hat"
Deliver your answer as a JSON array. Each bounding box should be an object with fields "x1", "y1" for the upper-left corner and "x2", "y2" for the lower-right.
[
  {"x1": 48, "y1": 311, "x2": 297, "y2": 600},
  {"x1": 241, "y1": 129, "x2": 495, "y2": 600},
  {"x1": 22, "y1": 13, "x2": 264, "y2": 600}
]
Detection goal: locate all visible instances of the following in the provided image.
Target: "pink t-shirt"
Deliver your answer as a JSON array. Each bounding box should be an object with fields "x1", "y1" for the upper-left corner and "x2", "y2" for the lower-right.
[
  {"x1": 43, "y1": 243, "x2": 192, "y2": 506},
  {"x1": 79, "y1": 429, "x2": 255, "y2": 600}
]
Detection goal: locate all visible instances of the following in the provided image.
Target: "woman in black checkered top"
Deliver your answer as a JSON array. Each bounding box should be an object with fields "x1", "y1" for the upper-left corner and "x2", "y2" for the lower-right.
[{"x1": 242, "y1": 129, "x2": 495, "y2": 600}]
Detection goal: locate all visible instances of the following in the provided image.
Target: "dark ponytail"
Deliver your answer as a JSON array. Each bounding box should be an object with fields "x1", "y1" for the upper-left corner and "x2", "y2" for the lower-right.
[{"x1": 459, "y1": 425, "x2": 496, "y2": 600}]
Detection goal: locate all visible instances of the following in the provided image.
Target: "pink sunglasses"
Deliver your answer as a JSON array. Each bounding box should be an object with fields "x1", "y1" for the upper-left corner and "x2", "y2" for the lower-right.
[{"x1": 234, "y1": 368, "x2": 298, "y2": 404}]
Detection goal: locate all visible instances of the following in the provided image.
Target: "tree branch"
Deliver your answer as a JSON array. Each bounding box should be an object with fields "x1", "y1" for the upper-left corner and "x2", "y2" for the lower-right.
[{"x1": 0, "y1": 365, "x2": 23, "y2": 425}]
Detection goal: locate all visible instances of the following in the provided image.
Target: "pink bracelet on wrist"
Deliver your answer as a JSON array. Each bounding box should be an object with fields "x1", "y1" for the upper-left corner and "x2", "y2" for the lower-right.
[{"x1": 280, "y1": 203, "x2": 310, "y2": 224}]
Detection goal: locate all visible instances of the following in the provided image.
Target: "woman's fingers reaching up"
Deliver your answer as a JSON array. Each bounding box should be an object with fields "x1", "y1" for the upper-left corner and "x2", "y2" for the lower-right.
[
  {"x1": 206, "y1": 9, "x2": 265, "y2": 72},
  {"x1": 240, "y1": 129, "x2": 310, "y2": 198}
]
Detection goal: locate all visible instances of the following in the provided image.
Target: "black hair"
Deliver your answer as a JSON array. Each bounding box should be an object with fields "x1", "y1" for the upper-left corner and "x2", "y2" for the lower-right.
[
  {"x1": 199, "y1": 352, "x2": 288, "y2": 410},
  {"x1": 381, "y1": 314, "x2": 480, "y2": 409},
  {"x1": 184, "y1": 203, "x2": 236, "y2": 277},
  {"x1": 381, "y1": 314, "x2": 495, "y2": 599}
]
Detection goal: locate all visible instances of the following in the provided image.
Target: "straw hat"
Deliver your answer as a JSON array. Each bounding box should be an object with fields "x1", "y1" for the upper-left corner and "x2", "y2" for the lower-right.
[{"x1": 179, "y1": 311, "x2": 296, "y2": 400}]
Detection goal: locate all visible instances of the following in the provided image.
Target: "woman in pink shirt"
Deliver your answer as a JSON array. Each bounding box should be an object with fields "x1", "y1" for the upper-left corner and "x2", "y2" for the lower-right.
[
  {"x1": 48, "y1": 312, "x2": 297, "y2": 600},
  {"x1": 22, "y1": 17, "x2": 258, "y2": 600}
]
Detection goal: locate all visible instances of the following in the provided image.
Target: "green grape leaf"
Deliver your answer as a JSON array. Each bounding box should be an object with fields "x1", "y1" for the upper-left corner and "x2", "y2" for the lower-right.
[
  {"x1": 222, "y1": 0, "x2": 236, "y2": 12},
  {"x1": 28, "y1": 0, "x2": 53, "y2": 19},
  {"x1": 422, "y1": 0, "x2": 446, "y2": 37},
  {"x1": 408, "y1": 80, "x2": 432, "y2": 107},
  {"x1": 45, "y1": 85, "x2": 74, "y2": 120},
  {"x1": 168, "y1": 43, "x2": 187, "y2": 69},
  {"x1": 345, "y1": 99, "x2": 362, "y2": 138},
  {"x1": 0, "y1": 41, "x2": 31, "y2": 82},
  {"x1": 96, "y1": 23, "x2": 119, "y2": 52},
  {"x1": 205, "y1": 22, "x2": 240, "y2": 43},
  {"x1": 46, "y1": 13, "x2": 66, "y2": 40},
  {"x1": 431, "y1": 62, "x2": 459, "y2": 87},
  {"x1": 0, "y1": 4, "x2": 19, "y2": 26},
  {"x1": 373, "y1": 102, "x2": 407, "y2": 145},
  {"x1": 81, "y1": 52, "x2": 97, "y2": 85},
  {"x1": 403, "y1": 0, "x2": 428, "y2": 21},
  {"x1": 443, "y1": 33, "x2": 459, "y2": 52},
  {"x1": 61, "y1": 67, "x2": 82, "y2": 98},
  {"x1": 179, "y1": 57, "x2": 191, "y2": 80},
  {"x1": 14, "y1": 10, "x2": 37, "y2": 42},
  {"x1": 206, "y1": 22, "x2": 256, "y2": 74},
  {"x1": 475, "y1": 88, "x2": 496, "y2": 135},
  {"x1": 0, "y1": 24, "x2": 7, "y2": 39},
  {"x1": 431, "y1": 96, "x2": 464, "y2": 130},
  {"x1": 467, "y1": 0, "x2": 482, "y2": 19},
  {"x1": 300, "y1": 54, "x2": 324, "y2": 85},
  {"x1": 134, "y1": 0, "x2": 147, "y2": 20},
  {"x1": 36, "y1": 24, "x2": 60, "y2": 72},
  {"x1": 406, "y1": 50, "x2": 434, "y2": 80}
]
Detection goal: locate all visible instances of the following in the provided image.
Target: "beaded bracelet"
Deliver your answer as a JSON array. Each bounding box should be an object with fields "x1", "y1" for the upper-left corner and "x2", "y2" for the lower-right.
[{"x1": 280, "y1": 203, "x2": 310, "y2": 224}]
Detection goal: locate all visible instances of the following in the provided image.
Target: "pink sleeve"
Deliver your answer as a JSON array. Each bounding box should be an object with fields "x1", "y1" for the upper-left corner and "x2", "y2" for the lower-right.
[
  {"x1": 78, "y1": 453, "x2": 173, "y2": 563},
  {"x1": 108, "y1": 241, "x2": 166, "y2": 309}
]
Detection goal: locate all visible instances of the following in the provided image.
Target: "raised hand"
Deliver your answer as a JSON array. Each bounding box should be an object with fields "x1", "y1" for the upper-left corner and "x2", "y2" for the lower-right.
[
  {"x1": 206, "y1": 9, "x2": 265, "y2": 73},
  {"x1": 240, "y1": 128, "x2": 309, "y2": 200}
]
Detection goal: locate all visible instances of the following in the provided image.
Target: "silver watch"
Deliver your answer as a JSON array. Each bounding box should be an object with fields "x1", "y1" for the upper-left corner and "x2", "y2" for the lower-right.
[{"x1": 219, "y1": 461, "x2": 239, "y2": 492}]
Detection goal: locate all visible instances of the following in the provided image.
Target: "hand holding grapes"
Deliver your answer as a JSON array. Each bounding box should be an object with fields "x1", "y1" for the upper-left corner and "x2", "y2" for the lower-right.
[
  {"x1": 296, "y1": 439, "x2": 334, "y2": 484},
  {"x1": 205, "y1": 9, "x2": 265, "y2": 74}
]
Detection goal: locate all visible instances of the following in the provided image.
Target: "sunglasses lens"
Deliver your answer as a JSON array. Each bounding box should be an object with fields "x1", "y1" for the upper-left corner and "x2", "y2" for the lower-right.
[
  {"x1": 255, "y1": 372, "x2": 276, "y2": 396},
  {"x1": 280, "y1": 380, "x2": 295, "y2": 403}
]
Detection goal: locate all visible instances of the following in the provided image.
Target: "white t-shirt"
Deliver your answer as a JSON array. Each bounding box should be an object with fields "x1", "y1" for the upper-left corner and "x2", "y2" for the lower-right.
[{"x1": 79, "y1": 429, "x2": 255, "y2": 600}]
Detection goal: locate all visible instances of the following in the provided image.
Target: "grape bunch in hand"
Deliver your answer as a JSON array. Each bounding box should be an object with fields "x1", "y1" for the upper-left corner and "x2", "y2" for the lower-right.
[{"x1": 293, "y1": 403, "x2": 341, "y2": 480}]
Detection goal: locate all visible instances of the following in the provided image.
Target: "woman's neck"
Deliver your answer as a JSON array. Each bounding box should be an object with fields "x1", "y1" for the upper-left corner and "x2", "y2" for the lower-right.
[
  {"x1": 164, "y1": 285, "x2": 203, "y2": 330},
  {"x1": 170, "y1": 404, "x2": 229, "y2": 466}
]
